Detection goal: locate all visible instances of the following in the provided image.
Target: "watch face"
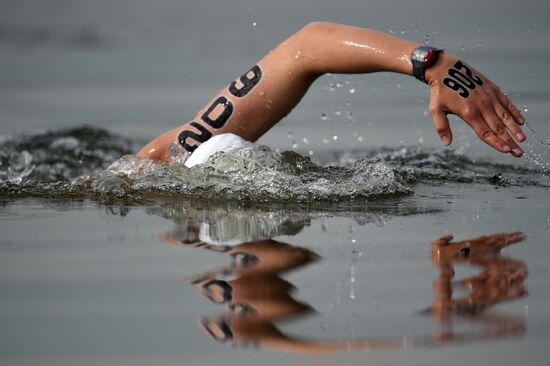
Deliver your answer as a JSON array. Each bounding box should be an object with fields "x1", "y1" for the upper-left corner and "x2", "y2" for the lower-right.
[{"x1": 423, "y1": 50, "x2": 439, "y2": 68}]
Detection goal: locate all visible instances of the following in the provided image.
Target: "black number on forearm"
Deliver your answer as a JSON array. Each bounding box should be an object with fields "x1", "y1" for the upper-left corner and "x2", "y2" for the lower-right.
[
  {"x1": 178, "y1": 64, "x2": 263, "y2": 153},
  {"x1": 201, "y1": 96, "x2": 234, "y2": 129},
  {"x1": 178, "y1": 122, "x2": 213, "y2": 152},
  {"x1": 229, "y1": 64, "x2": 262, "y2": 97},
  {"x1": 443, "y1": 61, "x2": 484, "y2": 98}
]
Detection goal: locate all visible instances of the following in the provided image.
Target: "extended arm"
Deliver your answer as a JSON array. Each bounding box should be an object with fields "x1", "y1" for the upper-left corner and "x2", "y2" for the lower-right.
[{"x1": 137, "y1": 22, "x2": 525, "y2": 160}]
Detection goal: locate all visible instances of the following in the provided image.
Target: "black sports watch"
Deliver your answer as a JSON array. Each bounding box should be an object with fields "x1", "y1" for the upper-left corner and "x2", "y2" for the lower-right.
[{"x1": 411, "y1": 46, "x2": 443, "y2": 84}]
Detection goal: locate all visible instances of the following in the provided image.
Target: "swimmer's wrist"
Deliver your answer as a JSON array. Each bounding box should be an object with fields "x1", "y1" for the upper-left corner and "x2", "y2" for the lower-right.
[
  {"x1": 411, "y1": 46, "x2": 445, "y2": 85},
  {"x1": 424, "y1": 51, "x2": 452, "y2": 86}
]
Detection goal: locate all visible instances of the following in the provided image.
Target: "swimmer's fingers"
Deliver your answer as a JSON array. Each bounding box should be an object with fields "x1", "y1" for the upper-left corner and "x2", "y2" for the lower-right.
[
  {"x1": 493, "y1": 101, "x2": 526, "y2": 143},
  {"x1": 429, "y1": 107, "x2": 453, "y2": 146},
  {"x1": 480, "y1": 106, "x2": 523, "y2": 157},
  {"x1": 496, "y1": 90, "x2": 525, "y2": 126},
  {"x1": 459, "y1": 109, "x2": 514, "y2": 154}
]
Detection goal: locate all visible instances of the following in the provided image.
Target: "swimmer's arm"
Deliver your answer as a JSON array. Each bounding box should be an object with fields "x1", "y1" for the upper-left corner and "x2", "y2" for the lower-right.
[{"x1": 137, "y1": 21, "x2": 525, "y2": 160}]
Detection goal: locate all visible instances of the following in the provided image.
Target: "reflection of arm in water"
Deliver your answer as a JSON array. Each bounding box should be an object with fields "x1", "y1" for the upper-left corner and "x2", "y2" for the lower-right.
[
  {"x1": 170, "y1": 226, "x2": 527, "y2": 354},
  {"x1": 138, "y1": 21, "x2": 526, "y2": 161}
]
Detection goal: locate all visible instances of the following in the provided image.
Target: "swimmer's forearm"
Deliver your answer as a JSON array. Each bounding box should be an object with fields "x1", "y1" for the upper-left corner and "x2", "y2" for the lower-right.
[{"x1": 291, "y1": 22, "x2": 417, "y2": 76}]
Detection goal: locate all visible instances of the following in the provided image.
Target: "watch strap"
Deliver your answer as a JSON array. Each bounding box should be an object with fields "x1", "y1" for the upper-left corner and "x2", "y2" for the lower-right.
[{"x1": 411, "y1": 46, "x2": 443, "y2": 83}]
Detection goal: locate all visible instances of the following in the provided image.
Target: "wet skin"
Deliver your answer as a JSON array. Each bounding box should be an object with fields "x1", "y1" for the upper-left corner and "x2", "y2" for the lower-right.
[{"x1": 138, "y1": 22, "x2": 526, "y2": 161}]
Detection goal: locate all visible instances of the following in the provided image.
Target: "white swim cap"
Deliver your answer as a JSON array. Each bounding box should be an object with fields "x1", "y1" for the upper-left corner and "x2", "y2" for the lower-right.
[{"x1": 184, "y1": 133, "x2": 247, "y2": 168}]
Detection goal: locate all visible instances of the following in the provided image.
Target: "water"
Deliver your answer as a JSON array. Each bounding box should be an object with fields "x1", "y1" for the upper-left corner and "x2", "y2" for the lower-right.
[
  {"x1": 2, "y1": 127, "x2": 546, "y2": 202},
  {"x1": 1, "y1": 126, "x2": 549, "y2": 365},
  {"x1": 1, "y1": 0, "x2": 550, "y2": 365}
]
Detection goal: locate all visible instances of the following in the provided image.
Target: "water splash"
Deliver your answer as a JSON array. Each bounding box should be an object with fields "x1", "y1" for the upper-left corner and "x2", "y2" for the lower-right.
[
  {"x1": 523, "y1": 122, "x2": 550, "y2": 175},
  {"x1": 0, "y1": 126, "x2": 134, "y2": 185},
  {"x1": 1, "y1": 126, "x2": 548, "y2": 202}
]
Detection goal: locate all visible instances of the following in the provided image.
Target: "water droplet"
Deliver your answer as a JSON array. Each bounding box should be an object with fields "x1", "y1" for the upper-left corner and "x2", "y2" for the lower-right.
[
  {"x1": 334, "y1": 109, "x2": 341, "y2": 116},
  {"x1": 286, "y1": 132, "x2": 293, "y2": 139},
  {"x1": 308, "y1": 150, "x2": 314, "y2": 156},
  {"x1": 460, "y1": 46, "x2": 466, "y2": 51},
  {"x1": 357, "y1": 136, "x2": 364, "y2": 142},
  {"x1": 400, "y1": 28, "x2": 406, "y2": 34},
  {"x1": 332, "y1": 135, "x2": 338, "y2": 141},
  {"x1": 523, "y1": 105, "x2": 528, "y2": 112},
  {"x1": 320, "y1": 113, "x2": 328, "y2": 121},
  {"x1": 302, "y1": 137, "x2": 309, "y2": 144},
  {"x1": 349, "y1": 88, "x2": 356, "y2": 94},
  {"x1": 292, "y1": 142, "x2": 298, "y2": 149},
  {"x1": 477, "y1": 41, "x2": 483, "y2": 47},
  {"x1": 252, "y1": 22, "x2": 257, "y2": 27},
  {"x1": 322, "y1": 138, "x2": 330, "y2": 144}
]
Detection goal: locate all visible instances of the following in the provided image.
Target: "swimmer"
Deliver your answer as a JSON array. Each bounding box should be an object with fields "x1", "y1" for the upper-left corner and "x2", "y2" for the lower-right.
[{"x1": 137, "y1": 21, "x2": 526, "y2": 161}]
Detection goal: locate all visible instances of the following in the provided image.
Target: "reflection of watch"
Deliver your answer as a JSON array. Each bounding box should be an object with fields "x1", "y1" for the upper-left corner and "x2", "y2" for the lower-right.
[{"x1": 411, "y1": 46, "x2": 443, "y2": 84}]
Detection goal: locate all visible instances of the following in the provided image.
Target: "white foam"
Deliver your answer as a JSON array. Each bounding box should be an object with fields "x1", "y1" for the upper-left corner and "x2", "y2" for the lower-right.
[{"x1": 184, "y1": 133, "x2": 248, "y2": 168}]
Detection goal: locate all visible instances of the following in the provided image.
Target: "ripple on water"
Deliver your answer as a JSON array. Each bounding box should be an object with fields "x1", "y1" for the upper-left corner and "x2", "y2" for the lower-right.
[{"x1": 1, "y1": 126, "x2": 547, "y2": 202}]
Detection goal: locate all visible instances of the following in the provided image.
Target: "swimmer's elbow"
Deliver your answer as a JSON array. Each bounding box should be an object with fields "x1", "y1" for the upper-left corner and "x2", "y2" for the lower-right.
[{"x1": 286, "y1": 22, "x2": 341, "y2": 76}]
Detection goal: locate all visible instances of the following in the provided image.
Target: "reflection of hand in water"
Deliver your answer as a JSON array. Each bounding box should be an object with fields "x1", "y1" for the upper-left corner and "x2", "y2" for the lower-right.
[
  {"x1": 431, "y1": 233, "x2": 527, "y2": 316},
  {"x1": 430, "y1": 233, "x2": 527, "y2": 342},
  {"x1": 165, "y1": 225, "x2": 528, "y2": 354}
]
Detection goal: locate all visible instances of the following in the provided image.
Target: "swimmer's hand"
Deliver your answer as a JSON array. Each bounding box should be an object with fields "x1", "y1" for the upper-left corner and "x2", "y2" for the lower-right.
[{"x1": 425, "y1": 53, "x2": 526, "y2": 157}]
